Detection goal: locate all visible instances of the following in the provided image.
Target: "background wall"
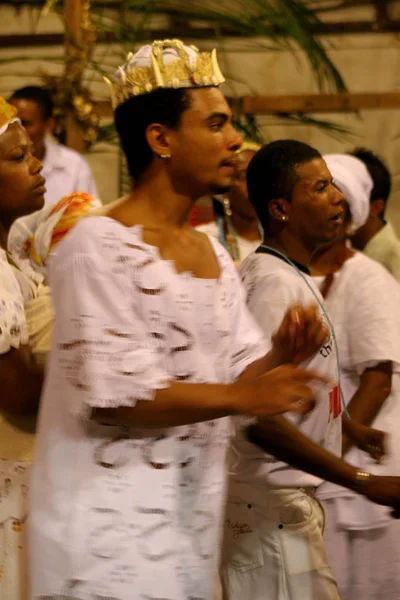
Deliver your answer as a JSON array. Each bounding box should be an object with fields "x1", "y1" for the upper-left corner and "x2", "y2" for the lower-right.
[{"x1": 1, "y1": 4, "x2": 400, "y2": 229}]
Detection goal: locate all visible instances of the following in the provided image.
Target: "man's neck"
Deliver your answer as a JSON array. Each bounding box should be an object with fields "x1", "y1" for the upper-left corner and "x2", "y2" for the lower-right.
[
  {"x1": 368, "y1": 219, "x2": 386, "y2": 244},
  {"x1": 262, "y1": 231, "x2": 314, "y2": 267},
  {"x1": 353, "y1": 218, "x2": 386, "y2": 251},
  {"x1": 230, "y1": 210, "x2": 261, "y2": 242},
  {"x1": 310, "y1": 239, "x2": 352, "y2": 276},
  {"x1": 106, "y1": 166, "x2": 197, "y2": 231}
]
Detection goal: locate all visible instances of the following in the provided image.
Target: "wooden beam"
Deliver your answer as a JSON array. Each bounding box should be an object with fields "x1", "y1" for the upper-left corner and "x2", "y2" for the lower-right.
[
  {"x1": 2, "y1": 16, "x2": 400, "y2": 49},
  {"x1": 97, "y1": 92, "x2": 400, "y2": 119},
  {"x1": 241, "y1": 92, "x2": 400, "y2": 114}
]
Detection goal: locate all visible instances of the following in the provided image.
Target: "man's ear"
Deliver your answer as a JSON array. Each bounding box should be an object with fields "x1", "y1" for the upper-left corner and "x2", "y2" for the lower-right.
[
  {"x1": 269, "y1": 198, "x2": 290, "y2": 223},
  {"x1": 145, "y1": 123, "x2": 173, "y2": 159},
  {"x1": 370, "y1": 198, "x2": 385, "y2": 218}
]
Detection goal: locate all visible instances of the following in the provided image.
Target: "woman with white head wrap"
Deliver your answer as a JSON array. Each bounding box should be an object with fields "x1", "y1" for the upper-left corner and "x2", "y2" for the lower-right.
[{"x1": 310, "y1": 153, "x2": 400, "y2": 599}]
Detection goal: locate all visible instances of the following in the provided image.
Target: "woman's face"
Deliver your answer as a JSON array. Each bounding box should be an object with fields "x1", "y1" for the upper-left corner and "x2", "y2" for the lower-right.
[{"x1": 0, "y1": 122, "x2": 45, "y2": 222}]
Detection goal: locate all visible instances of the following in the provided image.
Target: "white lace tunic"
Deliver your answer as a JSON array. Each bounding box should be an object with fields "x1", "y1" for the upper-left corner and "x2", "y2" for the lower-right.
[
  {"x1": 28, "y1": 217, "x2": 266, "y2": 600},
  {"x1": 0, "y1": 249, "x2": 27, "y2": 354}
]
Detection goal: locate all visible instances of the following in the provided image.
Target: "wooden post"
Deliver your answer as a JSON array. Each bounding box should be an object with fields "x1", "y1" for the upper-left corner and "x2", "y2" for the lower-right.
[{"x1": 64, "y1": 0, "x2": 85, "y2": 153}]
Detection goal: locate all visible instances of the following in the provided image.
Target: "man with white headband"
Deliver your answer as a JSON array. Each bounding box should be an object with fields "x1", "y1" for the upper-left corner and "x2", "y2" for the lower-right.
[
  {"x1": 349, "y1": 148, "x2": 400, "y2": 282},
  {"x1": 310, "y1": 153, "x2": 400, "y2": 600},
  {"x1": 27, "y1": 40, "x2": 329, "y2": 599}
]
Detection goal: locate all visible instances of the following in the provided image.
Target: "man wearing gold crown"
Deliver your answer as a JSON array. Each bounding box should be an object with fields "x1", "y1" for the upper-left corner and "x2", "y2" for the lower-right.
[{"x1": 27, "y1": 40, "x2": 329, "y2": 599}]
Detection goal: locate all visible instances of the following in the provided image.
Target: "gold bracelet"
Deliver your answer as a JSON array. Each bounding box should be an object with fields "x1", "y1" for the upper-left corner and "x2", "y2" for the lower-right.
[{"x1": 354, "y1": 469, "x2": 371, "y2": 493}]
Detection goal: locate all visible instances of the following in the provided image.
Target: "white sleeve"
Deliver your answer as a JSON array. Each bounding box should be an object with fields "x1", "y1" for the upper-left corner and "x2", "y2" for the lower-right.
[
  {"x1": 228, "y1": 266, "x2": 269, "y2": 380},
  {"x1": 347, "y1": 265, "x2": 400, "y2": 373},
  {"x1": 49, "y1": 243, "x2": 170, "y2": 419}
]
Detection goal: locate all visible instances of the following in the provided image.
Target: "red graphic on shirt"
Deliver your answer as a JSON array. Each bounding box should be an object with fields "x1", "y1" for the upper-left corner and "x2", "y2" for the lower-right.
[{"x1": 329, "y1": 386, "x2": 342, "y2": 421}]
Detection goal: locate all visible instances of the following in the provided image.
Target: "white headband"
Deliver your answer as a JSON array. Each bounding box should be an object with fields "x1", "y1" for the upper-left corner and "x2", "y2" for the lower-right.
[
  {"x1": 323, "y1": 153, "x2": 373, "y2": 232},
  {"x1": 0, "y1": 117, "x2": 20, "y2": 137}
]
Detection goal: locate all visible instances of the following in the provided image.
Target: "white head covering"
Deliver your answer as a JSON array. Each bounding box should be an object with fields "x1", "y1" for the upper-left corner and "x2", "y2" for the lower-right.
[{"x1": 323, "y1": 153, "x2": 373, "y2": 232}]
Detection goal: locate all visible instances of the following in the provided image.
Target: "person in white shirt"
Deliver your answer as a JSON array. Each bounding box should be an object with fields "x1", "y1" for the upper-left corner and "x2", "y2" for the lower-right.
[
  {"x1": 9, "y1": 86, "x2": 99, "y2": 205},
  {"x1": 196, "y1": 140, "x2": 262, "y2": 266},
  {"x1": 311, "y1": 153, "x2": 400, "y2": 600},
  {"x1": 221, "y1": 140, "x2": 400, "y2": 600},
  {"x1": 27, "y1": 41, "x2": 328, "y2": 600},
  {"x1": 349, "y1": 147, "x2": 400, "y2": 281}
]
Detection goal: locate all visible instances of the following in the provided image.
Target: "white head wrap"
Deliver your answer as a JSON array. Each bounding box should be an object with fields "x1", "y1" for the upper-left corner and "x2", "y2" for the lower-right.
[{"x1": 323, "y1": 153, "x2": 373, "y2": 232}]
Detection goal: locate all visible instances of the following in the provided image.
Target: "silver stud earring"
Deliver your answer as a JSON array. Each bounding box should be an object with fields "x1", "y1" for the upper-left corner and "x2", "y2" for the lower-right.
[
  {"x1": 160, "y1": 153, "x2": 171, "y2": 159},
  {"x1": 281, "y1": 215, "x2": 288, "y2": 222}
]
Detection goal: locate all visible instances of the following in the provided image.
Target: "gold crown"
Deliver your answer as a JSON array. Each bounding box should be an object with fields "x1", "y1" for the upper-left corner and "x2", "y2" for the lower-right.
[
  {"x1": 0, "y1": 97, "x2": 19, "y2": 135},
  {"x1": 105, "y1": 39, "x2": 225, "y2": 110}
]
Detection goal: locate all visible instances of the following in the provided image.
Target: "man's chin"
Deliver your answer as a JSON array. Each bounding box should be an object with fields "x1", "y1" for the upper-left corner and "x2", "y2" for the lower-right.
[{"x1": 209, "y1": 182, "x2": 232, "y2": 195}]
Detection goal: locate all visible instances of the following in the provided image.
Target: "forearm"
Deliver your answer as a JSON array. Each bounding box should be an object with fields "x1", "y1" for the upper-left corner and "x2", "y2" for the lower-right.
[
  {"x1": 342, "y1": 362, "x2": 391, "y2": 453},
  {"x1": 93, "y1": 380, "x2": 240, "y2": 428},
  {"x1": 247, "y1": 416, "x2": 360, "y2": 491},
  {"x1": 239, "y1": 348, "x2": 285, "y2": 381}
]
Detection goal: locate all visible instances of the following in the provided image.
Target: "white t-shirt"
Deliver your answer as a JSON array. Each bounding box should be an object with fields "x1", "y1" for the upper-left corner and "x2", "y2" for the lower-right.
[
  {"x1": 232, "y1": 250, "x2": 341, "y2": 488},
  {"x1": 28, "y1": 218, "x2": 267, "y2": 600},
  {"x1": 313, "y1": 253, "x2": 400, "y2": 525},
  {"x1": 42, "y1": 139, "x2": 99, "y2": 205},
  {"x1": 364, "y1": 221, "x2": 400, "y2": 283},
  {"x1": 196, "y1": 220, "x2": 261, "y2": 265}
]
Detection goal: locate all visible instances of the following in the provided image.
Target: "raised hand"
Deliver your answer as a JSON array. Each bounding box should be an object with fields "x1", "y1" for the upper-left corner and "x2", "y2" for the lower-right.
[
  {"x1": 344, "y1": 421, "x2": 386, "y2": 463},
  {"x1": 236, "y1": 364, "x2": 329, "y2": 418},
  {"x1": 363, "y1": 476, "x2": 400, "y2": 516},
  {"x1": 272, "y1": 304, "x2": 329, "y2": 365}
]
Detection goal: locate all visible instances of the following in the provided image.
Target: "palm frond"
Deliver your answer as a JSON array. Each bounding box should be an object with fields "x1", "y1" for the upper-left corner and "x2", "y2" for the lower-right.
[
  {"x1": 269, "y1": 112, "x2": 354, "y2": 140},
  {"x1": 100, "y1": 0, "x2": 346, "y2": 92}
]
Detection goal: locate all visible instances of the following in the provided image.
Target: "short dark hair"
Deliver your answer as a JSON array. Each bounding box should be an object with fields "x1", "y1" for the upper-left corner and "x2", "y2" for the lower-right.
[
  {"x1": 10, "y1": 86, "x2": 54, "y2": 121},
  {"x1": 114, "y1": 88, "x2": 192, "y2": 182},
  {"x1": 350, "y1": 147, "x2": 391, "y2": 204},
  {"x1": 246, "y1": 139, "x2": 321, "y2": 230}
]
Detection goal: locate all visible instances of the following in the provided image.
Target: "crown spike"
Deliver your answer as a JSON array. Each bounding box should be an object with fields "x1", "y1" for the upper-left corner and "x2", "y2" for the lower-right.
[
  {"x1": 211, "y1": 49, "x2": 225, "y2": 85},
  {"x1": 151, "y1": 50, "x2": 165, "y2": 87},
  {"x1": 103, "y1": 76, "x2": 117, "y2": 110}
]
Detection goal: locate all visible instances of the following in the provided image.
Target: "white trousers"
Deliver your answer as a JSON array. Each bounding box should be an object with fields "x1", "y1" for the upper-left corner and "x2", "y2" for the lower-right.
[
  {"x1": 221, "y1": 482, "x2": 340, "y2": 600},
  {"x1": 323, "y1": 498, "x2": 400, "y2": 600}
]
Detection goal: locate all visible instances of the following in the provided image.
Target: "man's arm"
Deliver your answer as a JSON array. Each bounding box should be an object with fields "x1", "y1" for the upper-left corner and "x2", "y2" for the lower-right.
[
  {"x1": 247, "y1": 416, "x2": 400, "y2": 511},
  {"x1": 342, "y1": 362, "x2": 391, "y2": 454},
  {"x1": 94, "y1": 365, "x2": 323, "y2": 428},
  {"x1": 95, "y1": 304, "x2": 330, "y2": 428},
  {"x1": 239, "y1": 304, "x2": 329, "y2": 381}
]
